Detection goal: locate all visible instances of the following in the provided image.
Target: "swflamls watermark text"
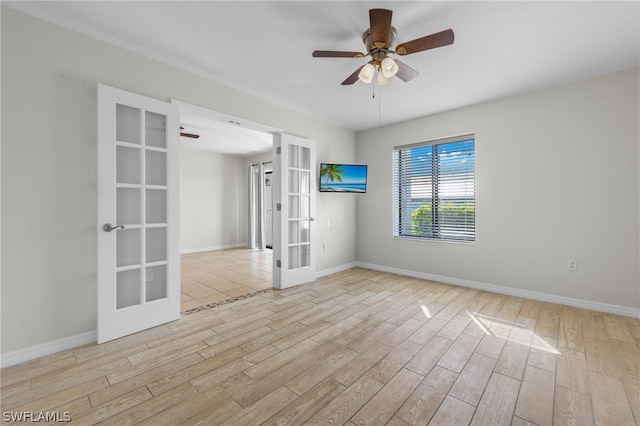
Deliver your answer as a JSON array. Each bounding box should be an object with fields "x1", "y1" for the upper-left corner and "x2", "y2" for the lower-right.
[{"x1": 2, "y1": 411, "x2": 71, "y2": 422}]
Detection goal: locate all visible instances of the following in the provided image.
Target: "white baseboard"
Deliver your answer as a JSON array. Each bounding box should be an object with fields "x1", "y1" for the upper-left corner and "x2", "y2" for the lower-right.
[
  {"x1": 356, "y1": 262, "x2": 640, "y2": 319},
  {"x1": 180, "y1": 243, "x2": 246, "y2": 254},
  {"x1": 1, "y1": 330, "x2": 97, "y2": 369},
  {"x1": 316, "y1": 262, "x2": 358, "y2": 278}
]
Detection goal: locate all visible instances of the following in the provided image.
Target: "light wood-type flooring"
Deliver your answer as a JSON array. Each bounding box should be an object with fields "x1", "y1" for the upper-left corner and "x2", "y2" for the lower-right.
[{"x1": 2, "y1": 267, "x2": 639, "y2": 425}]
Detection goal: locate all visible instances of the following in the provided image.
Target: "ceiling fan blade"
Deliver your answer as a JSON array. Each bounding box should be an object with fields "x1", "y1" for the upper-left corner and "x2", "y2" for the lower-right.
[
  {"x1": 179, "y1": 126, "x2": 199, "y2": 139},
  {"x1": 180, "y1": 132, "x2": 200, "y2": 139},
  {"x1": 395, "y1": 28, "x2": 454, "y2": 56},
  {"x1": 394, "y1": 59, "x2": 419, "y2": 82},
  {"x1": 313, "y1": 50, "x2": 365, "y2": 58},
  {"x1": 369, "y1": 8, "x2": 393, "y2": 48},
  {"x1": 341, "y1": 65, "x2": 365, "y2": 85}
]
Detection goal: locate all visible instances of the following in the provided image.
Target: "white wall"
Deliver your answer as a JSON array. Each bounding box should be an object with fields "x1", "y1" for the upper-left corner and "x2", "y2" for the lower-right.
[
  {"x1": 356, "y1": 69, "x2": 639, "y2": 313},
  {"x1": 1, "y1": 7, "x2": 357, "y2": 354},
  {"x1": 180, "y1": 149, "x2": 246, "y2": 252}
]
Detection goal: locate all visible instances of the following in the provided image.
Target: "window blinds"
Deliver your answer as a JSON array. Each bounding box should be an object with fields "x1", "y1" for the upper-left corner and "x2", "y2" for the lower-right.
[{"x1": 393, "y1": 135, "x2": 475, "y2": 242}]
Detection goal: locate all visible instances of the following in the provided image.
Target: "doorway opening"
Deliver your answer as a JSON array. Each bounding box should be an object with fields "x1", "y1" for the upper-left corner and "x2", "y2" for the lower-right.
[{"x1": 173, "y1": 100, "x2": 278, "y2": 313}]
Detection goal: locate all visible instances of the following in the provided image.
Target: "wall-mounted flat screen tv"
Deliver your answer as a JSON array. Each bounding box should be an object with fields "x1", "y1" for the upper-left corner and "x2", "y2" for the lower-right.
[{"x1": 319, "y1": 163, "x2": 368, "y2": 193}]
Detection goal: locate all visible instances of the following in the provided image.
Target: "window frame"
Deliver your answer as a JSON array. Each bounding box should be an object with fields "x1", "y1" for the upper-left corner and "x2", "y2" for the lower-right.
[{"x1": 392, "y1": 134, "x2": 476, "y2": 243}]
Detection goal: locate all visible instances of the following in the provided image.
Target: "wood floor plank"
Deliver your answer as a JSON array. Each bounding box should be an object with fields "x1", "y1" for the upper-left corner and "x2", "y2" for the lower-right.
[
  {"x1": 70, "y1": 386, "x2": 153, "y2": 426},
  {"x1": 535, "y1": 303, "x2": 561, "y2": 339},
  {"x1": 437, "y1": 313, "x2": 473, "y2": 341},
  {"x1": 581, "y1": 309, "x2": 610, "y2": 342},
  {"x1": 230, "y1": 354, "x2": 315, "y2": 408},
  {"x1": 436, "y1": 334, "x2": 480, "y2": 374},
  {"x1": 351, "y1": 368, "x2": 424, "y2": 426},
  {"x1": 271, "y1": 320, "x2": 332, "y2": 351},
  {"x1": 97, "y1": 382, "x2": 200, "y2": 426},
  {"x1": 91, "y1": 351, "x2": 203, "y2": 405},
  {"x1": 244, "y1": 339, "x2": 318, "y2": 380},
  {"x1": 514, "y1": 365, "x2": 555, "y2": 426},
  {"x1": 470, "y1": 372, "x2": 520, "y2": 426},
  {"x1": 610, "y1": 340, "x2": 640, "y2": 422},
  {"x1": 556, "y1": 348, "x2": 590, "y2": 394},
  {"x1": 138, "y1": 385, "x2": 241, "y2": 425},
  {"x1": 583, "y1": 337, "x2": 620, "y2": 378},
  {"x1": 332, "y1": 342, "x2": 395, "y2": 387},
  {"x1": 396, "y1": 365, "x2": 458, "y2": 425},
  {"x1": 428, "y1": 395, "x2": 476, "y2": 426},
  {"x1": 602, "y1": 313, "x2": 636, "y2": 343},
  {"x1": 3, "y1": 359, "x2": 125, "y2": 410},
  {"x1": 285, "y1": 345, "x2": 357, "y2": 396},
  {"x1": 589, "y1": 369, "x2": 636, "y2": 425},
  {"x1": 553, "y1": 385, "x2": 595, "y2": 426},
  {"x1": 405, "y1": 335, "x2": 453, "y2": 376},
  {"x1": 7, "y1": 376, "x2": 109, "y2": 415},
  {"x1": 448, "y1": 352, "x2": 497, "y2": 406},
  {"x1": 365, "y1": 340, "x2": 423, "y2": 384},
  {"x1": 200, "y1": 325, "x2": 274, "y2": 359},
  {"x1": 624, "y1": 316, "x2": 640, "y2": 344},
  {"x1": 380, "y1": 318, "x2": 423, "y2": 347},
  {"x1": 189, "y1": 358, "x2": 255, "y2": 393},
  {"x1": 346, "y1": 321, "x2": 396, "y2": 353},
  {"x1": 475, "y1": 333, "x2": 506, "y2": 359},
  {"x1": 145, "y1": 347, "x2": 245, "y2": 397},
  {"x1": 265, "y1": 378, "x2": 346, "y2": 426},
  {"x1": 305, "y1": 375, "x2": 384, "y2": 425},
  {"x1": 527, "y1": 335, "x2": 558, "y2": 373},
  {"x1": 221, "y1": 386, "x2": 298, "y2": 426},
  {"x1": 407, "y1": 318, "x2": 448, "y2": 345},
  {"x1": 558, "y1": 306, "x2": 584, "y2": 351},
  {"x1": 494, "y1": 340, "x2": 529, "y2": 380}
]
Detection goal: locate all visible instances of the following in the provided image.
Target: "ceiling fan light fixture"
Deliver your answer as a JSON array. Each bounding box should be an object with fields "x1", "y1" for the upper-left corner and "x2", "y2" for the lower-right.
[
  {"x1": 377, "y1": 70, "x2": 390, "y2": 86},
  {"x1": 381, "y1": 57, "x2": 399, "y2": 78},
  {"x1": 358, "y1": 63, "x2": 375, "y2": 84}
]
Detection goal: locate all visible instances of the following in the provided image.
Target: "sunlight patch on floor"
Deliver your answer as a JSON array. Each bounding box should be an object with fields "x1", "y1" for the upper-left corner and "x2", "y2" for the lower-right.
[
  {"x1": 421, "y1": 305, "x2": 432, "y2": 318},
  {"x1": 467, "y1": 311, "x2": 561, "y2": 354}
]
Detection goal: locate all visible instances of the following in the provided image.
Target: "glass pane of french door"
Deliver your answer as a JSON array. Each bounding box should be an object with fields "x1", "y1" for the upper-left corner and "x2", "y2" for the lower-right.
[
  {"x1": 113, "y1": 103, "x2": 169, "y2": 308},
  {"x1": 287, "y1": 144, "x2": 312, "y2": 269}
]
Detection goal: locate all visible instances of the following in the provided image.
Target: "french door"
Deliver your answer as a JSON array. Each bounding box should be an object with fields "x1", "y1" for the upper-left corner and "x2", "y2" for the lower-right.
[
  {"x1": 273, "y1": 133, "x2": 316, "y2": 289},
  {"x1": 97, "y1": 84, "x2": 180, "y2": 343}
]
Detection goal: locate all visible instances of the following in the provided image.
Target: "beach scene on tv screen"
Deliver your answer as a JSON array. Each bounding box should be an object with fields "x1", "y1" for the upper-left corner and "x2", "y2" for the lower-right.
[{"x1": 320, "y1": 164, "x2": 367, "y2": 193}]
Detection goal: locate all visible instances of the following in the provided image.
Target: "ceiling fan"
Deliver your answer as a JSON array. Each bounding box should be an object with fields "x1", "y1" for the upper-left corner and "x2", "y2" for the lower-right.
[
  {"x1": 312, "y1": 8, "x2": 454, "y2": 85},
  {"x1": 180, "y1": 126, "x2": 199, "y2": 139}
]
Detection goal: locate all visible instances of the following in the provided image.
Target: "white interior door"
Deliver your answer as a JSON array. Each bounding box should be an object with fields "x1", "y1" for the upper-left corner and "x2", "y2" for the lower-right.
[
  {"x1": 273, "y1": 133, "x2": 316, "y2": 289},
  {"x1": 97, "y1": 84, "x2": 180, "y2": 344}
]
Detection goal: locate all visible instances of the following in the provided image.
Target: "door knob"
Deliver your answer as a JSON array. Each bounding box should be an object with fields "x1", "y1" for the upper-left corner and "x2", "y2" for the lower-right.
[{"x1": 103, "y1": 223, "x2": 124, "y2": 232}]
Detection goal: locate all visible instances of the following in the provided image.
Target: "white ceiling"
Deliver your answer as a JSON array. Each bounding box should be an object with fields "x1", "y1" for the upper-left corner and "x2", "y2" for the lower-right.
[
  {"x1": 7, "y1": 1, "x2": 639, "y2": 152},
  {"x1": 179, "y1": 108, "x2": 274, "y2": 156}
]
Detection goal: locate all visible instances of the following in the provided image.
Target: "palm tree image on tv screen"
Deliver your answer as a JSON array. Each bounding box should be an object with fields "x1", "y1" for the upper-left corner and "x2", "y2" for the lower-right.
[{"x1": 320, "y1": 163, "x2": 367, "y2": 193}]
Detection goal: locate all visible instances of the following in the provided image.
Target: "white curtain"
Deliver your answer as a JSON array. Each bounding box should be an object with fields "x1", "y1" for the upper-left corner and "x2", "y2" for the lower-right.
[{"x1": 248, "y1": 163, "x2": 266, "y2": 249}]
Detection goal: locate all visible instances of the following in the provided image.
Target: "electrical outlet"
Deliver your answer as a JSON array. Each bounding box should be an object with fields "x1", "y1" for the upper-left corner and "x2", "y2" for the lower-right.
[
  {"x1": 146, "y1": 269, "x2": 154, "y2": 282},
  {"x1": 567, "y1": 259, "x2": 577, "y2": 271}
]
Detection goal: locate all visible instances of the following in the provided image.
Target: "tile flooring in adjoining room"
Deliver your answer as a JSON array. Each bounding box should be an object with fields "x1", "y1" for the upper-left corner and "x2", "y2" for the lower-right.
[{"x1": 180, "y1": 248, "x2": 273, "y2": 313}]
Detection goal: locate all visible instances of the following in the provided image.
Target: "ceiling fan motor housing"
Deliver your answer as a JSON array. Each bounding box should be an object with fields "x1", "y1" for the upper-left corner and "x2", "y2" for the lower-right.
[{"x1": 362, "y1": 26, "x2": 397, "y2": 63}]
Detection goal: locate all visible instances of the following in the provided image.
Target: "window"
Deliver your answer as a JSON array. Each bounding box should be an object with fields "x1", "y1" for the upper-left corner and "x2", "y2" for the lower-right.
[{"x1": 393, "y1": 134, "x2": 475, "y2": 242}]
